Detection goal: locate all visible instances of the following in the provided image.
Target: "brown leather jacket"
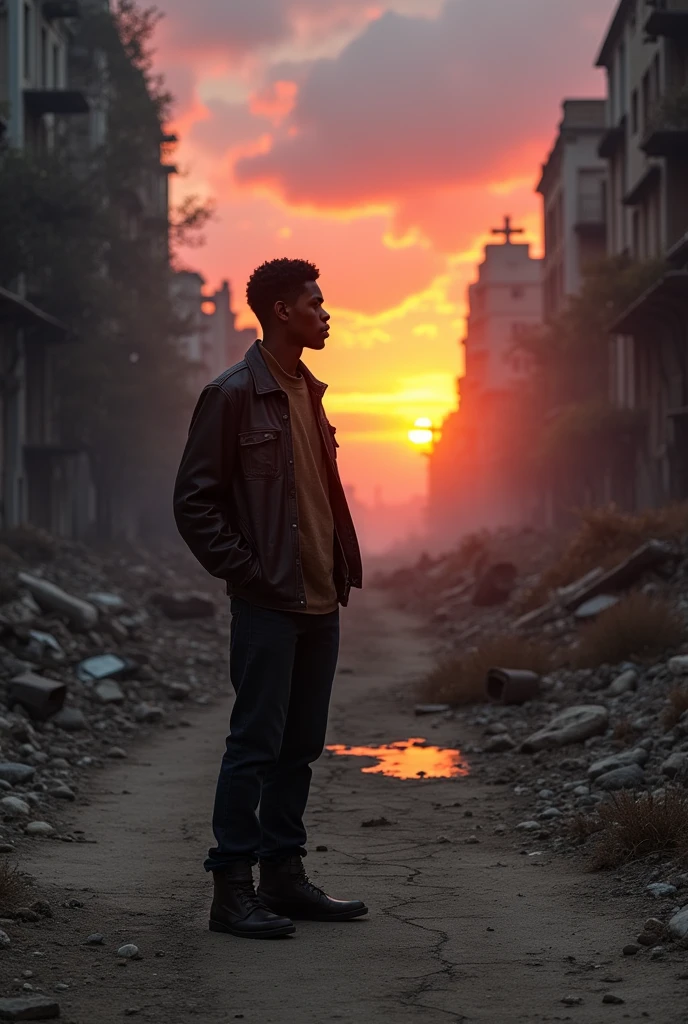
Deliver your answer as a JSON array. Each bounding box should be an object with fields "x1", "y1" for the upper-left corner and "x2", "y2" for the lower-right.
[{"x1": 173, "y1": 341, "x2": 363, "y2": 610}]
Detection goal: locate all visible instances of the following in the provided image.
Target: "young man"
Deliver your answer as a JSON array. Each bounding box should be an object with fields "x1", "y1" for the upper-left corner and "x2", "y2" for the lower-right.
[{"x1": 173, "y1": 258, "x2": 365, "y2": 939}]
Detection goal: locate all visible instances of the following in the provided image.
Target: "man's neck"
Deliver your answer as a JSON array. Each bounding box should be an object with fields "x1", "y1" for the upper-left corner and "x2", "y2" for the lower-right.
[{"x1": 261, "y1": 335, "x2": 303, "y2": 377}]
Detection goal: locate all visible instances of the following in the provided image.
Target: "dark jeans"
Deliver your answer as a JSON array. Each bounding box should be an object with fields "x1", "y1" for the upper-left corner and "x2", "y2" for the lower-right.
[{"x1": 204, "y1": 597, "x2": 340, "y2": 872}]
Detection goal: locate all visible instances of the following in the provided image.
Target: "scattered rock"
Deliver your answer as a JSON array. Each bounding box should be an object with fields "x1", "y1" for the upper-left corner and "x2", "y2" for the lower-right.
[
  {"x1": 167, "y1": 683, "x2": 191, "y2": 701},
  {"x1": 669, "y1": 656, "x2": 688, "y2": 676},
  {"x1": 49, "y1": 786, "x2": 75, "y2": 802},
  {"x1": 522, "y1": 706, "x2": 609, "y2": 753},
  {"x1": 608, "y1": 669, "x2": 638, "y2": 696},
  {"x1": 595, "y1": 764, "x2": 646, "y2": 791},
  {"x1": 622, "y1": 943, "x2": 640, "y2": 956},
  {"x1": 0, "y1": 796, "x2": 30, "y2": 817},
  {"x1": 602, "y1": 994, "x2": 624, "y2": 1005},
  {"x1": 24, "y1": 822, "x2": 54, "y2": 837},
  {"x1": 574, "y1": 595, "x2": 619, "y2": 620},
  {"x1": 668, "y1": 906, "x2": 688, "y2": 944},
  {"x1": 561, "y1": 995, "x2": 583, "y2": 1006},
  {"x1": 94, "y1": 680, "x2": 125, "y2": 705},
  {"x1": 106, "y1": 747, "x2": 127, "y2": 759},
  {"x1": 414, "y1": 703, "x2": 451, "y2": 716},
  {"x1": 0, "y1": 929, "x2": 10, "y2": 948},
  {"x1": 647, "y1": 883, "x2": 677, "y2": 899},
  {"x1": 0, "y1": 763, "x2": 36, "y2": 786},
  {"x1": 149, "y1": 591, "x2": 215, "y2": 620},
  {"x1": 515, "y1": 820, "x2": 540, "y2": 832},
  {"x1": 0, "y1": 995, "x2": 60, "y2": 1020},
  {"x1": 117, "y1": 943, "x2": 140, "y2": 959},
  {"x1": 483, "y1": 734, "x2": 516, "y2": 753},
  {"x1": 51, "y1": 708, "x2": 87, "y2": 732},
  {"x1": 588, "y1": 749, "x2": 648, "y2": 780},
  {"x1": 132, "y1": 703, "x2": 164, "y2": 724},
  {"x1": 661, "y1": 752, "x2": 688, "y2": 779},
  {"x1": 361, "y1": 817, "x2": 392, "y2": 828},
  {"x1": 85, "y1": 933, "x2": 104, "y2": 945}
]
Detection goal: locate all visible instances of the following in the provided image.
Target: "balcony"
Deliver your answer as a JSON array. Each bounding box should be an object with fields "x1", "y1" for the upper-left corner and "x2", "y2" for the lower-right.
[
  {"x1": 24, "y1": 89, "x2": 89, "y2": 116},
  {"x1": 574, "y1": 195, "x2": 607, "y2": 237},
  {"x1": 641, "y1": 86, "x2": 688, "y2": 157},
  {"x1": 42, "y1": 1, "x2": 81, "y2": 18},
  {"x1": 645, "y1": 2, "x2": 688, "y2": 40},
  {"x1": 598, "y1": 118, "x2": 626, "y2": 159}
]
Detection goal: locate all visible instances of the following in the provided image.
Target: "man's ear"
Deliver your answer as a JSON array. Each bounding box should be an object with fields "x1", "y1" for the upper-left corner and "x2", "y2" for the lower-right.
[{"x1": 274, "y1": 300, "x2": 289, "y2": 323}]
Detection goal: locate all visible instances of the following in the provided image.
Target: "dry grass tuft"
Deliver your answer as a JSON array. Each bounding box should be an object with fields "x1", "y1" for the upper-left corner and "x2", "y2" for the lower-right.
[
  {"x1": 419, "y1": 635, "x2": 553, "y2": 707},
  {"x1": 663, "y1": 687, "x2": 688, "y2": 731},
  {"x1": 584, "y1": 789, "x2": 688, "y2": 870},
  {"x1": 522, "y1": 504, "x2": 688, "y2": 610},
  {"x1": 574, "y1": 592, "x2": 685, "y2": 669},
  {"x1": 0, "y1": 858, "x2": 29, "y2": 914},
  {"x1": 612, "y1": 718, "x2": 637, "y2": 747},
  {"x1": 569, "y1": 812, "x2": 604, "y2": 846}
]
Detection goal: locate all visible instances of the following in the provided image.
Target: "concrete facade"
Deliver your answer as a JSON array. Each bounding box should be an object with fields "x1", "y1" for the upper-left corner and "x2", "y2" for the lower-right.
[{"x1": 537, "y1": 99, "x2": 608, "y2": 320}]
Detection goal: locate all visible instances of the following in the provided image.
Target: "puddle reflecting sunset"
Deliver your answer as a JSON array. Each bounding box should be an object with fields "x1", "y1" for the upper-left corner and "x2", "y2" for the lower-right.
[{"x1": 326, "y1": 738, "x2": 470, "y2": 780}]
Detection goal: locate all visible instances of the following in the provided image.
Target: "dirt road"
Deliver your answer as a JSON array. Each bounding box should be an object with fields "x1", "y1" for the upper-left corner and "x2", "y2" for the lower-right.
[{"x1": 6, "y1": 590, "x2": 687, "y2": 1022}]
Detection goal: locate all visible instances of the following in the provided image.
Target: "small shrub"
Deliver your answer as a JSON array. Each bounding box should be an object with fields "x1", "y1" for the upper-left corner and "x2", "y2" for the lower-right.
[
  {"x1": 419, "y1": 635, "x2": 553, "y2": 707},
  {"x1": 569, "y1": 812, "x2": 604, "y2": 846},
  {"x1": 0, "y1": 858, "x2": 29, "y2": 914},
  {"x1": 523, "y1": 504, "x2": 688, "y2": 610},
  {"x1": 587, "y1": 789, "x2": 688, "y2": 870},
  {"x1": 663, "y1": 687, "x2": 688, "y2": 731},
  {"x1": 612, "y1": 718, "x2": 636, "y2": 747},
  {"x1": 574, "y1": 593, "x2": 685, "y2": 669}
]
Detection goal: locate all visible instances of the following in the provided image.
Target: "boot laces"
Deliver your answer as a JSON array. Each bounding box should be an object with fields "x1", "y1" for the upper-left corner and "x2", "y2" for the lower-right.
[
  {"x1": 233, "y1": 880, "x2": 262, "y2": 911},
  {"x1": 293, "y1": 864, "x2": 324, "y2": 899}
]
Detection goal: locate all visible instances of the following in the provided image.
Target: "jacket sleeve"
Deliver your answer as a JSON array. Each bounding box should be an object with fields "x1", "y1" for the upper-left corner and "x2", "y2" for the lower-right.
[{"x1": 173, "y1": 384, "x2": 257, "y2": 586}]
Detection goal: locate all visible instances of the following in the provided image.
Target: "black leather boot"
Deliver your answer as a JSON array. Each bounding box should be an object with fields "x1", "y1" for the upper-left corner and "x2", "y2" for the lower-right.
[
  {"x1": 209, "y1": 861, "x2": 295, "y2": 939},
  {"x1": 258, "y1": 855, "x2": 368, "y2": 922}
]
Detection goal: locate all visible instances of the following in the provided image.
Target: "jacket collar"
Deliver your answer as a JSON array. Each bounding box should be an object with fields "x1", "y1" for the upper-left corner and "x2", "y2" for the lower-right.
[{"x1": 245, "y1": 340, "x2": 328, "y2": 399}]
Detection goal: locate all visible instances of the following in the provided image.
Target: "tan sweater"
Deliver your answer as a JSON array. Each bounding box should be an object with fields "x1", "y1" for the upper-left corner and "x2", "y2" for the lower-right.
[{"x1": 261, "y1": 344, "x2": 338, "y2": 614}]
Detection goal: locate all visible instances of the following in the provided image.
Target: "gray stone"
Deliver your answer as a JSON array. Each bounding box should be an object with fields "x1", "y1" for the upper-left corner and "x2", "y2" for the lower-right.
[
  {"x1": 608, "y1": 669, "x2": 638, "y2": 696},
  {"x1": 595, "y1": 764, "x2": 646, "y2": 791},
  {"x1": 85, "y1": 933, "x2": 104, "y2": 945},
  {"x1": 0, "y1": 929, "x2": 10, "y2": 948},
  {"x1": 117, "y1": 943, "x2": 140, "y2": 959},
  {"x1": 25, "y1": 631, "x2": 64, "y2": 663},
  {"x1": 94, "y1": 680, "x2": 125, "y2": 705},
  {"x1": 106, "y1": 747, "x2": 127, "y2": 759},
  {"x1": 622, "y1": 943, "x2": 640, "y2": 955},
  {"x1": 167, "y1": 683, "x2": 191, "y2": 701},
  {"x1": 414, "y1": 703, "x2": 451, "y2": 716},
  {"x1": 18, "y1": 572, "x2": 98, "y2": 630},
  {"x1": 86, "y1": 593, "x2": 127, "y2": 613},
  {"x1": 0, "y1": 795, "x2": 30, "y2": 816},
  {"x1": 574, "y1": 594, "x2": 619, "y2": 620},
  {"x1": 49, "y1": 786, "x2": 75, "y2": 802},
  {"x1": 522, "y1": 705, "x2": 609, "y2": 753},
  {"x1": 515, "y1": 820, "x2": 540, "y2": 832},
  {"x1": 483, "y1": 734, "x2": 516, "y2": 753},
  {"x1": 0, "y1": 763, "x2": 35, "y2": 786},
  {"x1": 588, "y1": 748, "x2": 648, "y2": 780},
  {"x1": 668, "y1": 906, "x2": 688, "y2": 943},
  {"x1": 132, "y1": 703, "x2": 164, "y2": 724},
  {"x1": 539, "y1": 807, "x2": 562, "y2": 820},
  {"x1": 661, "y1": 752, "x2": 688, "y2": 779},
  {"x1": 52, "y1": 708, "x2": 87, "y2": 732},
  {"x1": 25, "y1": 822, "x2": 53, "y2": 836},
  {"x1": 669, "y1": 656, "x2": 688, "y2": 676},
  {"x1": 647, "y1": 883, "x2": 677, "y2": 899},
  {"x1": 0, "y1": 995, "x2": 60, "y2": 1020}
]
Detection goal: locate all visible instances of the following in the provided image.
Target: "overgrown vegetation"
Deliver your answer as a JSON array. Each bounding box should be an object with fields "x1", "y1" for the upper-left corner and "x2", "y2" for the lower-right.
[
  {"x1": 521, "y1": 504, "x2": 688, "y2": 610},
  {"x1": 663, "y1": 687, "x2": 688, "y2": 731},
  {"x1": 419, "y1": 635, "x2": 553, "y2": 706},
  {"x1": 0, "y1": 859, "x2": 29, "y2": 914},
  {"x1": 0, "y1": 0, "x2": 213, "y2": 541},
  {"x1": 575, "y1": 790, "x2": 688, "y2": 870},
  {"x1": 574, "y1": 593, "x2": 685, "y2": 668}
]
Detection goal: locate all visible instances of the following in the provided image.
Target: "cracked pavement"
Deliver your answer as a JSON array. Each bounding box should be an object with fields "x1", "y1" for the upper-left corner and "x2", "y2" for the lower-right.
[{"x1": 10, "y1": 590, "x2": 688, "y2": 1022}]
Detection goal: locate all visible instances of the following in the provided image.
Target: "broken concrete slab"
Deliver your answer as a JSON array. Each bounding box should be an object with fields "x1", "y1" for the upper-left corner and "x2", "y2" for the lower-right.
[
  {"x1": 563, "y1": 541, "x2": 676, "y2": 612},
  {"x1": 8, "y1": 672, "x2": 67, "y2": 721},
  {"x1": 52, "y1": 707, "x2": 87, "y2": 732},
  {"x1": 149, "y1": 591, "x2": 215, "y2": 620},
  {"x1": 76, "y1": 654, "x2": 136, "y2": 684},
  {"x1": 94, "y1": 680, "x2": 125, "y2": 704},
  {"x1": 0, "y1": 996, "x2": 60, "y2": 1021},
  {"x1": 521, "y1": 705, "x2": 609, "y2": 753},
  {"x1": 18, "y1": 573, "x2": 98, "y2": 630}
]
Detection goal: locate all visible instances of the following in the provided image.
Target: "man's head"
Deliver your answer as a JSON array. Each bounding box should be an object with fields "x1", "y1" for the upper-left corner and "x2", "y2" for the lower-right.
[{"x1": 246, "y1": 258, "x2": 330, "y2": 350}]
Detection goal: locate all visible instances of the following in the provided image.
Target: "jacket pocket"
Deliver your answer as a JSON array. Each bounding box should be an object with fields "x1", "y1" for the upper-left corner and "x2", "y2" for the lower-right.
[{"x1": 238, "y1": 429, "x2": 282, "y2": 479}]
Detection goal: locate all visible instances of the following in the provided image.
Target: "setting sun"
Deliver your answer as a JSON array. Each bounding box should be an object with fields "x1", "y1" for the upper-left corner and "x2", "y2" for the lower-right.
[{"x1": 408, "y1": 418, "x2": 435, "y2": 446}]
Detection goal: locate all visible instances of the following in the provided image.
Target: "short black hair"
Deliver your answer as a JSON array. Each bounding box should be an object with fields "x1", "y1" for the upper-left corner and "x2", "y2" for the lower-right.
[{"x1": 246, "y1": 258, "x2": 320, "y2": 325}]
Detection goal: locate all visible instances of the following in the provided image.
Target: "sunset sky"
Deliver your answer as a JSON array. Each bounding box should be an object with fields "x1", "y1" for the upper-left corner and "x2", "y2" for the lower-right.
[{"x1": 158, "y1": 0, "x2": 617, "y2": 520}]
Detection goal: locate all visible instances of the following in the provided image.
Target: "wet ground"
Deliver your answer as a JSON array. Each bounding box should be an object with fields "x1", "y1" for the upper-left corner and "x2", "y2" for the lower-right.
[{"x1": 4, "y1": 589, "x2": 688, "y2": 1022}]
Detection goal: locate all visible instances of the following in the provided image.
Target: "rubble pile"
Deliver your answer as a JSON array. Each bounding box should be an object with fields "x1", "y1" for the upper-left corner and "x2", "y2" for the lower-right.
[
  {"x1": 375, "y1": 516, "x2": 688, "y2": 927},
  {"x1": 0, "y1": 529, "x2": 229, "y2": 854}
]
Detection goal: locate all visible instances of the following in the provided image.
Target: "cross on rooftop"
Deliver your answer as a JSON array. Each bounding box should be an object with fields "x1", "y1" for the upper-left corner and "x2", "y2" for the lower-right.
[{"x1": 491, "y1": 215, "x2": 524, "y2": 245}]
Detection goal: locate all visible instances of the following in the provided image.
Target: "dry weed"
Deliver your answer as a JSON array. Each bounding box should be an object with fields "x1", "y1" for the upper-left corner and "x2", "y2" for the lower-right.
[
  {"x1": 663, "y1": 687, "x2": 688, "y2": 731},
  {"x1": 0, "y1": 858, "x2": 29, "y2": 914},
  {"x1": 574, "y1": 593, "x2": 685, "y2": 669},
  {"x1": 587, "y1": 789, "x2": 688, "y2": 869},
  {"x1": 523, "y1": 504, "x2": 688, "y2": 610},
  {"x1": 419, "y1": 635, "x2": 553, "y2": 707}
]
